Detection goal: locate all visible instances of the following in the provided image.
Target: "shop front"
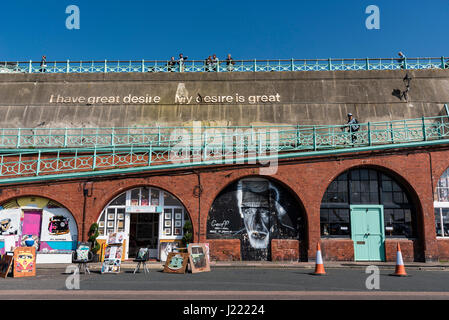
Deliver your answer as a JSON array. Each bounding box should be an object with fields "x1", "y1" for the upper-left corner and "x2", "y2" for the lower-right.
[
  {"x1": 0, "y1": 196, "x2": 78, "y2": 263},
  {"x1": 97, "y1": 187, "x2": 190, "y2": 261}
]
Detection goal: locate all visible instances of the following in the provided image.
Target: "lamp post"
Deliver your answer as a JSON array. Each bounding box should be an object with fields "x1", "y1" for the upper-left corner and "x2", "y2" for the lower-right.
[{"x1": 403, "y1": 73, "x2": 412, "y2": 101}]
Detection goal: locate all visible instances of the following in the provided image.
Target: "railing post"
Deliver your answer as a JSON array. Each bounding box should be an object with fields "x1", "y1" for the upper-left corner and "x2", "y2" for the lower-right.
[
  {"x1": 28, "y1": 60, "x2": 33, "y2": 73},
  {"x1": 17, "y1": 128, "x2": 21, "y2": 148},
  {"x1": 111, "y1": 130, "x2": 115, "y2": 146},
  {"x1": 368, "y1": 122, "x2": 372, "y2": 146},
  {"x1": 148, "y1": 144, "x2": 152, "y2": 166},
  {"x1": 93, "y1": 146, "x2": 97, "y2": 170},
  {"x1": 422, "y1": 116, "x2": 427, "y2": 141},
  {"x1": 390, "y1": 122, "x2": 394, "y2": 143},
  {"x1": 64, "y1": 128, "x2": 68, "y2": 147},
  {"x1": 104, "y1": 59, "x2": 108, "y2": 73},
  {"x1": 67, "y1": 60, "x2": 70, "y2": 73},
  {"x1": 254, "y1": 59, "x2": 257, "y2": 72},
  {"x1": 36, "y1": 150, "x2": 41, "y2": 176},
  {"x1": 291, "y1": 58, "x2": 294, "y2": 71},
  {"x1": 442, "y1": 57, "x2": 446, "y2": 70},
  {"x1": 313, "y1": 127, "x2": 317, "y2": 151},
  {"x1": 142, "y1": 59, "x2": 145, "y2": 72},
  {"x1": 328, "y1": 58, "x2": 332, "y2": 71},
  {"x1": 296, "y1": 124, "x2": 300, "y2": 147},
  {"x1": 403, "y1": 57, "x2": 408, "y2": 70},
  {"x1": 366, "y1": 58, "x2": 370, "y2": 70}
]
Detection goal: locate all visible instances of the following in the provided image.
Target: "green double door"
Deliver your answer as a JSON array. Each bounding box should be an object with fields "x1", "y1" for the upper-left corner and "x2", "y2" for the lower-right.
[{"x1": 350, "y1": 205, "x2": 386, "y2": 262}]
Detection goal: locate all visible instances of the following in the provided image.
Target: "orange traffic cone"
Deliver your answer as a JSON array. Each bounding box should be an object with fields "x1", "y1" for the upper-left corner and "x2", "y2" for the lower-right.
[
  {"x1": 313, "y1": 242, "x2": 326, "y2": 276},
  {"x1": 390, "y1": 243, "x2": 408, "y2": 277}
]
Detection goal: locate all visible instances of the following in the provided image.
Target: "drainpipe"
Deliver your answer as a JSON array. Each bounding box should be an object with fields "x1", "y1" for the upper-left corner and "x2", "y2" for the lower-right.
[
  {"x1": 81, "y1": 182, "x2": 92, "y2": 242},
  {"x1": 193, "y1": 171, "x2": 203, "y2": 242}
]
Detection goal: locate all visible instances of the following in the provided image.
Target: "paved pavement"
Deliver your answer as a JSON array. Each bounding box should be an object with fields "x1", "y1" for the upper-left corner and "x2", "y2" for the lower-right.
[{"x1": 1, "y1": 263, "x2": 449, "y2": 300}]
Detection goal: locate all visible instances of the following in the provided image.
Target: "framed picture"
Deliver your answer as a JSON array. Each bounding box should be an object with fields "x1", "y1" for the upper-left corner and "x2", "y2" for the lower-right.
[
  {"x1": 164, "y1": 220, "x2": 172, "y2": 227},
  {"x1": 175, "y1": 213, "x2": 182, "y2": 220},
  {"x1": 117, "y1": 213, "x2": 124, "y2": 220},
  {"x1": 99, "y1": 221, "x2": 105, "y2": 228},
  {"x1": 107, "y1": 221, "x2": 114, "y2": 228},
  {"x1": 164, "y1": 228, "x2": 171, "y2": 235},
  {"x1": 107, "y1": 214, "x2": 115, "y2": 221},
  {"x1": 174, "y1": 228, "x2": 181, "y2": 235},
  {"x1": 163, "y1": 252, "x2": 189, "y2": 274},
  {"x1": 164, "y1": 212, "x2": 172, "y2": 220},
  {"x1": 188, "y1": 243, "x2": 211, "y2": 274},
  {"x1": 175, "y1": 221, "x2": 182, "y2": 227},
  {"x1": 0, "y1": 255, "x2": 13, "y2": 279}
]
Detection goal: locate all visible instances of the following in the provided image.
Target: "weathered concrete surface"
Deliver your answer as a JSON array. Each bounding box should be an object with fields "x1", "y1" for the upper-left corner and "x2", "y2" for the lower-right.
[{"x1": 0, "y1": 69, "x2": 448, "y2": 128}]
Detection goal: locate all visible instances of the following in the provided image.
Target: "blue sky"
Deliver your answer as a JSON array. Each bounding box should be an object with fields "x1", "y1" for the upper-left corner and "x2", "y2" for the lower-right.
[{"x1": 0, "y1": 0, "x2": 448, "y2": 61}]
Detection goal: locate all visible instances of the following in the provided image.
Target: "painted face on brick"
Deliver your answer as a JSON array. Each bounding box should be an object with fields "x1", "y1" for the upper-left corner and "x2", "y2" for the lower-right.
[{"x1": 241, "y1": 206, "x2": 270, "y2": 249}]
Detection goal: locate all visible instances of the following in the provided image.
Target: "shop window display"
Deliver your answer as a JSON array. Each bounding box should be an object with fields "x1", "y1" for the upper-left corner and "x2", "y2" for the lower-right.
[
  {"x1": 98, "y1": 187, "x2": 190, "y2": 259},
  {"x1": 321, "y1": 168, "x2": 417, "y2": 238}
]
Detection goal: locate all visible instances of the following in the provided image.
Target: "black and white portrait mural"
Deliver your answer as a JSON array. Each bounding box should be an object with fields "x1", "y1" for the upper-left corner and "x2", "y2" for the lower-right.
[{"x1": 207, "y1": 178, "x2": 305, "y2": 261}]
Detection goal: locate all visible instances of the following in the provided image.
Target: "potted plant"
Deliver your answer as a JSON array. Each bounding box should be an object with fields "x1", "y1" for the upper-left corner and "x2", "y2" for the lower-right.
[
  {"x1": 182, "y1": 220, "x2": 193, "y2": 247},
  {"x1": 88, "y1": 223, "x2": 100, "y2": 262}
]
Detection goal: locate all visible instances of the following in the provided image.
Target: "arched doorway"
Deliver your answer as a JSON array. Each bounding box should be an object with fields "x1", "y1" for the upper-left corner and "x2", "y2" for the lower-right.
[
  {"x1": 97, "y1": 187, "x2": 191, "y2": 260},
  {"x1": 0, "y1": 196, "x2": 78, "y2": 263},
  {"x1": 207, "y1": 177, "x2": 306, "y2": 261},
  {"x1": 320, "y1": 167, "x2": 419, "y2": 261},
  {"x1": 435, "y1": 167, "x2": 449, "y2": 238}
]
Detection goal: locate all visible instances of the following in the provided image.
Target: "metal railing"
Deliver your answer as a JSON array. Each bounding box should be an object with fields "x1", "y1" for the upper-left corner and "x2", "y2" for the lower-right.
[
  {"x1": 0, "y1": 115, "x2": 448, "y2": 183},
  {"x1": 0, "y1": 57, "x2": 447, "y2": 74},
  {"x1": 0, "y1": 115, "x2": 448, "y2": 150}
]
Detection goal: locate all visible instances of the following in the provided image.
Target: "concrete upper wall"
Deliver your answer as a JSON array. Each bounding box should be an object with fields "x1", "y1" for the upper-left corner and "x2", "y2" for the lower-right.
[{"x1": 0, "y1": 69, "x2": 448, "y2": 128}]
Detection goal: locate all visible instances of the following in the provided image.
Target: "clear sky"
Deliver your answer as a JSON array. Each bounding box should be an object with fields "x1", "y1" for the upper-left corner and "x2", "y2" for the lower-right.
[{"x1": 0, "y1": 0, "x2": 448, "y2": 61}]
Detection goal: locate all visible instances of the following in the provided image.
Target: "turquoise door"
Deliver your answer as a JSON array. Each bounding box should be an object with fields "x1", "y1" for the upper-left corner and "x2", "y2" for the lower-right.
[{"x1": 350, "y1": 205, "x2": 385, "y2": 261}]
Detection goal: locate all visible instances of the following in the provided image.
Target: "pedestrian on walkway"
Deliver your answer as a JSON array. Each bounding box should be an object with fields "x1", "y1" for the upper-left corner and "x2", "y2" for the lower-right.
[
  {"x1": 226, "y1": 54, "x2": 235, "y2": 72},
  {"x1": 341, "y1": 113, "x2": 360, "y2": 144},
  {"x1": 398, "y1": 52, "x2": 406, "y2": 69},
  {"x1": 40, "y1": 55, "x2": 47, "y2": 73}
]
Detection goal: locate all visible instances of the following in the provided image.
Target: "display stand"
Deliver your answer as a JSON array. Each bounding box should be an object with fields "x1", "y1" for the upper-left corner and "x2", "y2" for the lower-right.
[{"x1": 100, "y1": 232, "x2": 124, "y2": 274}]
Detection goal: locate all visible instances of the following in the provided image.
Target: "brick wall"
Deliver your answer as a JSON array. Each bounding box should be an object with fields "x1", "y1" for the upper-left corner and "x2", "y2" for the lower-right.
[{"x1": 1, "y1": 146, "x2": 448, "y2": 262}]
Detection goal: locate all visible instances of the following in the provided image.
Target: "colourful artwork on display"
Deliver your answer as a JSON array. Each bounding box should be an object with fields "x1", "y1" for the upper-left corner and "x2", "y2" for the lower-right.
[
  {"x1": 159, "y1": 241, "x2": 181, "y2": 262},
  {"x1": 0, "y1": 255, "x2": 13, "y2": 278},
  {"x1": 101, "y1": 258, "x2": 121, "y2": 274},
  {"x1": 0, "y1": 209, "x2": 21, "y2": 236},
  {"x1": 188, "y1": 243, "x2": 211, "y2": 274},
  {"x1": 163, "y1": 252, "x2": 189, "y2": 274},
  {"x1": 13, "y1": 247, "x2": 36, "y2": 278}
]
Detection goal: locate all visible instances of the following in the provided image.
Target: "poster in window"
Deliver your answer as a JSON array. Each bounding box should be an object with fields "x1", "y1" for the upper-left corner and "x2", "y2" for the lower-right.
[
  {"x1": 99, "y1": 221, "x2": 105, "y2": 228},
  {"x1": 174, "y1": 228, "x2": 181, "y2": 235},
  {"x1": 117, "y1": 213, "x2": 124, "y2": 220},
  {"x1": 107, "y1": 214, "x2": 115, "y2": 221},
  {"x1": 175, "y1": 220, "x2": 182, "y2": 227},
  {"x1": 175, "y1": 213, "x2": 182, "y2": 220},
  {"x1": 107, "y1": 221, "x2": 114, "y2": 228},
  {"x1": 165, "y1": 228, "x2": 171, "y2": 235},
  {"x1": 165, "y1": 212, "x2": 172, "y2": 220},
  {"x1": 188, "y1": 243, "x2": 210, "y2": 273},
  {"x1": 164, "y1": 220, "x2": 172, "y2": 227},
  {"x1": 163, "y1": 252, "x2": 189, "y2": 274}
]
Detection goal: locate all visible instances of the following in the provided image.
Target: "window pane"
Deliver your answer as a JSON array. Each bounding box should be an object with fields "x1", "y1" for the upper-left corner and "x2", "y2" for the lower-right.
[
  {"x1": 110, "y1": 193, "x2": 126, "y2": 206},
  {"x1": 141, "y1": 188, "x2": 150, "y2": 206},
  {"x1": 442, "y1": 208, "x2": 449, "y2": 237},
  {"x1": 435, "y1": 208, "x2": 443, "y2": 237},
  {"x1": 164, "y1": 192, "x2": 181, "y2": 206},
  {"x1": 151, "y1": 189, "x2": 160, "y2": 206},
  {"x1": 131, "y1": 188, "x2": 140, "y2": 206}
]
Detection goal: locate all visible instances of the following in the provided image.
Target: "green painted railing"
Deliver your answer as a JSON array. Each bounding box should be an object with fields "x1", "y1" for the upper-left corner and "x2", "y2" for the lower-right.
[
  {"x1": 0, "y1": 115, "x2": 448, "y2": 150},
  {"x1": 0, "y1": 115, "x2": 447, "y2": 183},
  {"x1": 0, "y1": 56, "x2": 447, "y2": 74}
]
